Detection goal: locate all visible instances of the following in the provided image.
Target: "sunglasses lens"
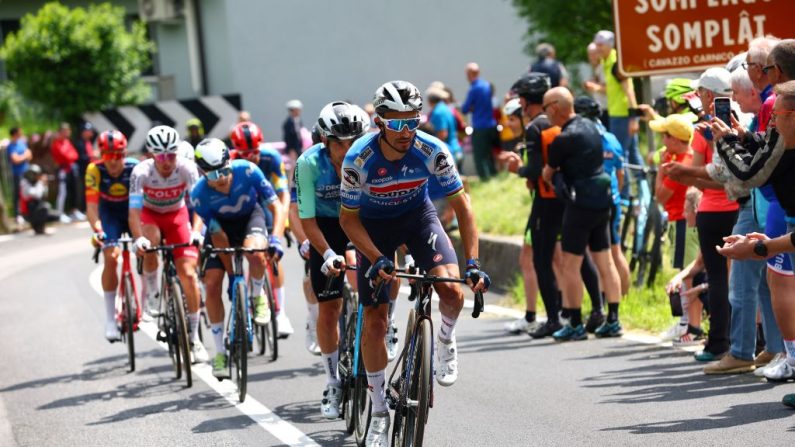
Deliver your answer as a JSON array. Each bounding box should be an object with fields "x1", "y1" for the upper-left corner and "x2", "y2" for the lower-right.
[
  {"x1": 385, "y1": 118, "x2": 420, "y2": 132},
  {"x1": 155, "y1": 153, "x2": 176, "y2": 162},
  {"x1": 207, "y1": 166, "x2": 231, "y2": 180}
]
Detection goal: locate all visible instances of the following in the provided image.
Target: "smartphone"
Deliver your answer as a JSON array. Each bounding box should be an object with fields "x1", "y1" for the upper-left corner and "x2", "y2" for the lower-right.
[
  {"x1": 714, "y1": 97, "x2": 732, "y2": 126},
  {"x1": 628, "y1": 107, "x2": 644, "y2": 118}
]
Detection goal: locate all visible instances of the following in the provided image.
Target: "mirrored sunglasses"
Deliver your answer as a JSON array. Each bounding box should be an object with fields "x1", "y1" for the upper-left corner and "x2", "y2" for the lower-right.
[
  {"x1": 382, "y1": 118, "x2": 421, "y2": 132},
  {"x1": 206, "y1": 165, "x2": 232, "y2": 181}
]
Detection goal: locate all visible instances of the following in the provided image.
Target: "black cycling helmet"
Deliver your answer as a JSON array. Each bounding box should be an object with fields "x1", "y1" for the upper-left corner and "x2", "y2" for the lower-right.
[
  {"x1": 574, "y1": 96, "x2": 601, "y2": 121},
  {"x1": 511, "y1": 72, "x2": 550, "y2": 104}
]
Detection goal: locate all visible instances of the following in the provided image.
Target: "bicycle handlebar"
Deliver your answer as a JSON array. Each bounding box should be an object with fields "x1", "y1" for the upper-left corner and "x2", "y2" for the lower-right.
[{"x1": 91, "y1": 236, "x2": 135, "y2": 264}]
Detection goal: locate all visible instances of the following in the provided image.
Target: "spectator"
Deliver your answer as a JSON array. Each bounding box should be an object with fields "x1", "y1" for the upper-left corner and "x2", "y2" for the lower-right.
[
  {"x1": 500, "y1": 98, "x2": 524, "y2": 156},
  {"x1": 541, "y1": 87, "x2": 623, "y2": 340},
  {"x1": 237, "y1": 110, "x2": 252, "y2": 123},
  {"x1": 530, "y1": 43, "x2": 569, "y2": 88},
  {"x1": 593, "y1": 30, "x2": 643, "y2": 197},
  {"x1": 186, "y1": 118, "x2": 205, "y2": 147},
  {"x1": 6, "y1": 127, "x2": 32, "y2": 226},
  {"x1": 584, "y1": 42, "x2": 608, "y2": 129},
  {"x1": 283, "y1": 99, "x2": 304, "y2": 164},
  {"x1": 426, "y1": 83, "x2": 463, "y2": 170},
  {"x1": 745, "y1": 36, "x2": 781, "y2": 131},
  {"x1": 73, "y1": 122, "x2": 96, "y2": 215},
  {"x1": 462, "y1": 62, "x2": 498, "y2": 179},
  {"x1": 19, "y1": 164, "x2": 57, "y2": 234},
  {"x1": 50, "y1": 122, "x2": 82, "y2": 223}
]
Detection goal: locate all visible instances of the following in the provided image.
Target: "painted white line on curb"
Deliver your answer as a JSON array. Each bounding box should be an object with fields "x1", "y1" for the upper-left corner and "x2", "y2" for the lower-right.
[{"x1": 89, "y1": 266, "x2": 320, "y2": 447}]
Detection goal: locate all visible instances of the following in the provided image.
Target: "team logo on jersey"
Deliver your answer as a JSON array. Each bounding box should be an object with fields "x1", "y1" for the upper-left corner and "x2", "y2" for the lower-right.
[
  {"x1": 434, "y1": 153, "x2": 452, "y2": 174},
  {"x1": 377, "y1": 167, "x2": 387, "y2": 177},
  {"x1": 369, "y1": 178, "x2": 425, "y2": 199},
  {"x1": 354, "y1": 147, "x2": 374, "y2": 168},
  {"x1": 414, "y1": 140, "x2": 433, "y2": 157},
  {"x1": 343, "y1": 168, "x2": 361, "y2": 188}
]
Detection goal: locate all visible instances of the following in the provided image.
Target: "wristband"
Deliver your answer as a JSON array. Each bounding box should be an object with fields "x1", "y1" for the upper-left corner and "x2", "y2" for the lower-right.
[
  {"x1": 323, "y1": 248, "x2": 337, "y2": 261},
  {"x1": 466, "y1": 258, "x2": 481, "y2": 270}
]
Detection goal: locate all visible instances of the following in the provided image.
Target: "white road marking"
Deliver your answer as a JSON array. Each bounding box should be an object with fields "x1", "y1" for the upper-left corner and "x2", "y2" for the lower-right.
[{"x1": 89, "y1": 266, "x2": 320, "y2": 446}]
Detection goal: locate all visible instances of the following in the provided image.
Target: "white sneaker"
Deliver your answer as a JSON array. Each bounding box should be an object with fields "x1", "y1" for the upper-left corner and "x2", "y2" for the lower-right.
[
  {"x1": 145, "y1": 292, "x2": 161, "y2": 317},
  {"x1": 365, "y1": 411, "x2": 390, "y2": 447},
  {"x1": 58, "y1": 214, "x2": 72, "y2": 224},
  {"x1": 386, "y1": 320, "x2": 399, "y2": 362},
  {"x1": 755, "y1": 353, "x2": 786, "y2": 377},
  {"x1": 305, "y1": 320, "x2": 321, "y2": 356},
  {"x1": 320, "y1": 384, "x2": 342, "y2": 420},
  {"x1": 191, "y1": 340, "x2": 209, "y2": 364},
  {"x1": 764, "y1": 359, "x2": 795, "y2": 382},
  {"x1": 504, "y1": 317, "x2": 541, "y2": 335},
  {"x1": 105, "y1": 321, "x2": 121, "y2": 342},
  {"x1": 435, "y1": 337, "x2": 458, "y2": 387},
  {"x1": 660, "y1": 322, "x2": 688, "y2": 342},
  {"x1": 15, "y1": 215, "x2": 25, "y2": 226},
  {"x1": 71, "y1": 210, "x2": 87, "y2": 221},
  {"x1": 277, "y1": 312, "x2": 294, "y2": 338}
]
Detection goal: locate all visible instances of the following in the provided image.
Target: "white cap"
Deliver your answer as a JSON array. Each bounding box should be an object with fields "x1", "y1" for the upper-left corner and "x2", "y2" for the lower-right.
[
  {"x1": 593, "y1": 30, "x2": 615, "y2": 47},
  {"x1": 503, "y1": 98, "x2": 522, "y2": 116},
  {"x1": 286, "y1": 99, "x2": 303, "y2": 110},
  {"x1": 425, "y1": 81, "x2": 450, "y2": 101},
  {"x1": 692, "y1": 67, "x2": 733, "y2": 94}
]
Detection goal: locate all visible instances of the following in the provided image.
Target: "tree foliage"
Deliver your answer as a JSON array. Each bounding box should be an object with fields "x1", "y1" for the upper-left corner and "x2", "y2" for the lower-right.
[
  {"x1": 511, "y1": 0, "x2": 613, "y2": 65},
  {"x1": 0, "y1": 2, "x2": 154, "y2": 123}
]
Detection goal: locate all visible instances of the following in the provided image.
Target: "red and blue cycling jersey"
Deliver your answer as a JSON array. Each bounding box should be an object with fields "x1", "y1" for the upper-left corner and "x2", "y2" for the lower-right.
[
  {"x1": 340, "y1": 130, "x2": 463, "y2": 218},
  {"x1": 190, "y1": 159, "x2": 278, "y2": 232},
  {"x1": 233, "y1": 145, "x2": 288, "y2": 195}
]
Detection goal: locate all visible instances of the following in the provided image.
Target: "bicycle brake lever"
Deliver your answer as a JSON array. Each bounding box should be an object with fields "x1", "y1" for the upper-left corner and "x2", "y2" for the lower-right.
[
  {"x1": 136, "y1": 257, "x2": 143, "y2": 275},
  {"x1": 92, "y1": 247, "x2": 101, "y2": 264},
  {"x1": 471, "y1": 291, "x2": 484, "y2": 319}
]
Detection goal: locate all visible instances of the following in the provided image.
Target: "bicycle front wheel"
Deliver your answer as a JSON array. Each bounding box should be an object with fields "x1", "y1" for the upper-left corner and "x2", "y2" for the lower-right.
[
  {"x1": 263, "y1": 271, "x2": 278, "y2": 361},
  {"x1": 394, "y1": 318, "x2": 431, "y2": 447},
  {"x1": 234, "y1": 281, "x2": 248, "y2": 402},
  {"x1": 122, "y1": 274, "x2": 136, "y2": 373},
  {"x1": 342, "y1": 307, "x2": 358, "y2": 434},
  {"x1": 172, "y1": 280, "x2": 193, "y2": 388}
]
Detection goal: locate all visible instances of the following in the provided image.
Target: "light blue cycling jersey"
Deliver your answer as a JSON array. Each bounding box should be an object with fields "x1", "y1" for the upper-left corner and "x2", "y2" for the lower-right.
[
  {"x1": 296, "y1": 143, "x2": 345, "y2": 219},
  {"x1": 191, "y1": 159, "x2": 278, "y2": 232},
  {"x1": 598, "y1": 122, "x2": 624, "y2": 206},
  {"x1": 340, "y1": 130, "x2": 463, "y2": 218}
]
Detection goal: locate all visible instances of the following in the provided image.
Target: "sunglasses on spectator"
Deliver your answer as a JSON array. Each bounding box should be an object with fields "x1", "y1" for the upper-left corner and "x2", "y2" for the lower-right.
[
  {"x1": 206, "y1": 165, "x2": 232, "y2": 181},
  {"x1": 154, "y1": 153, "x2": 177, "y2": 162},
  {"x1": 741, "y1": 61, "x2": 761, "y2": 70},
  {"x1": 102, "y1": 152, "x2": 125, "y2": 161},
  {"x1": 542, "y1": 100, "x2": 559, "y2": 112},
  {"x1": 382, "y1": 117, "x2": 421, "y2": 132},
  {"x1": 762, "y1": 64, "x2": 777, "y2": 75}
]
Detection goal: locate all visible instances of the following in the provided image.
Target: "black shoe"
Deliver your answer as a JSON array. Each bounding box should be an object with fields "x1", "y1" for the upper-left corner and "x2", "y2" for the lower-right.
[
  {"x1": 585, "y1": 311, "x2": 605, "y2": 334},
  {"x1": 529, "y1": 320, "x2": 562, "y2": 339}
]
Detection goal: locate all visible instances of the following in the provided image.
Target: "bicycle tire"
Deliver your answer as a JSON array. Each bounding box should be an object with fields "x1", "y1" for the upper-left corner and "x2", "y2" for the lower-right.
[
  {"x1": 172, "y1": 280, "x2": 193, "y2": 388},
  {"x1": 263, "y1": 271, "x2": 278, "y2": 361},
  {"x1": 341, "y1": 296, "x2": 357, "y2": 434},
  {"x1": 395, "y1": 318, "x2": 431, "y2": 447},
  {"x1": 646, "y1": 213, "x2": 665, "y2": 288},
  {"x1": 619, "y1": 202, "x2": 634, "y2": 254},
  {"x1": 234, "y1": 280, "x2": 248, "y2": 402},
  {"x1": 391, "y1": 308, "x2": 416, "y2": 445},
  {"x1": 123, "y1": 274, "x2": 136, "y2": 373},
  {"x1": 634, "y1": 212, "x2": 655, "y2": 288},
  {"x1": 161, "y1": 277, "x2": 181, "y2": 380},
  {"x1": 353, "y1": 367, "x2": 371, "y2": 447}
]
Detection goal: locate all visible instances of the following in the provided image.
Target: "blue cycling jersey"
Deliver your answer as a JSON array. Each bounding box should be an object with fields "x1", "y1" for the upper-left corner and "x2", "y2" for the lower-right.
[
  {"x1": 599, "y1": 126, "x2": 624, "y2": 205},
  {"x1": 254, "y1": 145, "x2": 288, "y2": 194},
  {"x1": 296, "y1": 143, "x2": 343, "y2": 219},
  {"x1": 340, "y1": 130, "x2": 463, "y2": 218},
  {"x1": 191, "y1": 159, "x2": 278, "y2": 232}
]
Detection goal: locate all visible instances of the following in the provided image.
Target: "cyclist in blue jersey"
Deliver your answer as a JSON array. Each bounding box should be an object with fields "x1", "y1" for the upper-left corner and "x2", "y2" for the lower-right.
[
  {"x1": 190, "y1": 138, "x2": 285, "y2": 379},
  {"x1": 296, "y1": 101, "x2": 372, "y2": 420},
  {"x1": 85, "y1": 130, "x2": 139, "y2": 342},
  {"x1": 230, "y1": 121, "x2": 295, "y2": 337},
  {"x1": 339, "y1": 80, "x2": 490, "y2": 446},
  {"x1": 574, "y1": 96, "x2": 631, "y2": 297}
]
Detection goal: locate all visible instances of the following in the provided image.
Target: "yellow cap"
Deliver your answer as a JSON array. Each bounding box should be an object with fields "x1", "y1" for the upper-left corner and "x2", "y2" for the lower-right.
[{"x1": 649, "y1": 113, "x2": 693, "y2": 142}]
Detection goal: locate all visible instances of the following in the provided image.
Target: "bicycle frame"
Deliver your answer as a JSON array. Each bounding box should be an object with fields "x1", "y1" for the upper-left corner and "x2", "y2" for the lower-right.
[{"x1": 118, "y1": 238, "x2": 141, "y2": 330}]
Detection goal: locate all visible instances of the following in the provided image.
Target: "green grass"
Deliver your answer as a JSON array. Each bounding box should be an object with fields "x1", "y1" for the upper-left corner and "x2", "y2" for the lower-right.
[{"x1": 471, "y1": 174, "x2": 681, "y2": 334}]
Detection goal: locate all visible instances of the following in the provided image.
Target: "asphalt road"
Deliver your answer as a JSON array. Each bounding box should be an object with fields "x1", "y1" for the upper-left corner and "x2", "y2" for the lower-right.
[{"x1": 0, "y1": 223, "x2": 793, "y2": 446}]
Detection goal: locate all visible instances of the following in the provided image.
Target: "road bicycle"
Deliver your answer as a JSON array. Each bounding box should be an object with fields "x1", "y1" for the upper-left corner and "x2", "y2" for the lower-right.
[
  {"x1": 200, "y1": 245, "x2": 271, "y2": 402},
  {"x1": 92, "y1": 236, "x2": 140, "y2": 372},
  {"x1": 386, "y1": 268, "x2": 485, "y2": 447},
  {"x1": 253, "y1": 258, "x2": 279, "y2": 360},
  {"x1": 138, "y1": 243, "x2": 194, "y2": 388}
]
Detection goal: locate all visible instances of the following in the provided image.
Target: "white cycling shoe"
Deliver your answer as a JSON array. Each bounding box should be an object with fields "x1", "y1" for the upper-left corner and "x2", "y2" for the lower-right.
[
  {"x1": 435, "y1": 337, "x2": 458, "y2": 387},
  {"x1": 305, "y1": 320, "x2": 321, "y2": 356},
  {"x1": 365, "y1": 411, "x2": 390, "y2": 447},
  {"x1": 277, "y1": 312, "x2": 294, "y2": 338},
  {"x1": 320, "y1": 384, "x2": 342, "y2": 420},
  {"x1": 190, "y1": 340, "x2": 209, "y2": 364},
  {"x1": 105, "y1": 321, "x2": 121, "y2": 343}
]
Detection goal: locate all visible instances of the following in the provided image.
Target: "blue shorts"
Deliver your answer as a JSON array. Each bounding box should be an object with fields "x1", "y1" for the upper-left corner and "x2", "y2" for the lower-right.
[
  {"x1": 357, "y1": 200, "x2": 458, "y2": 306},
  {"x1": 766, "y1": 201, "x2": 793, "y2": 276},
  {"x1": 99, "y1": 205, "x2": 130, "y2": 245}
]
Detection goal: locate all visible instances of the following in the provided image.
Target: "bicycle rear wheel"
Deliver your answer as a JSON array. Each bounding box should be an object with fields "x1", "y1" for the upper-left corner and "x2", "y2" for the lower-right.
[
  {"x1": 342, "y1": 306, "x2": 358, "y2": 434},
  {"x1": 233, "y1": 281, "x2": 248, "y2": 402},
  {"x1": 391, "y1": 308, "x2": 416, "y2": 444},
  {"x1": 172, "y1": 280, "x2": 193, "y2": 388},
  {"x1": 123, "y1": 274, "x2": 136, "y2": 373},
  {"x1": 263, "y1": 271, "x2": 278, "y2": 361},
  {"x1": 353, "y1": 363, "x2": 371, "y2": 447},
  {"x1": 160, "y1": 279, "x2": 181, "y2": 380},
  {"x1": 394, "y1": 318, "x2": 431, "y2": 447}
]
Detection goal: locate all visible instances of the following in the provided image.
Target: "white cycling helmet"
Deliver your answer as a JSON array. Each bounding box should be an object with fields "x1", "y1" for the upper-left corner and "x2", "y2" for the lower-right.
[
  {"x1": 146, "y1": 125, "x2": 180, "y2": 154},
  {"x1": 353, "y1": 105, "x2": 372, "y2": 133},
  {"x1": 373, "y1": 80, "x2": 422, "y2": 116},
  {"x1": 317, "y1": 101, "x2": 367, "y2": 140},
  {"x1": 177, "y1": 140, "x2": 194, "y2": 161},
  {"x1": 194, "y1": 138, "x2": 230, "y2": 172}
]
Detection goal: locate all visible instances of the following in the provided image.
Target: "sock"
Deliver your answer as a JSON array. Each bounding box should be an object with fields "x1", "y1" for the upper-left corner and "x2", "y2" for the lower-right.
[
  {"x1": 366, "y1": 369, "x2": 388, "y2": 413},
  {"x1": 679, "y1": 290, "x2": 690, "y2": 325},
  {"x1": 687, "y1": 325, "x2": 703, "y2": 335},
  {"x1": 251, "y1": 276, "x2": 264, "y2": 297},
  {"x1": 525, "y1": 311, "x2": 536, "y2": 323},
  {"x1": 784, "y1": 339, "x2": 795, "y2": 366},
  {"x1": 189, "y1": 312, "x2": 201, "y2": 342},
  {"x1": 388, "y1": 299, "x2": 397, "y2": 322},
  {"x1": 560, "y1": 307, "x2": 571, "y2": 320},
  {"x1": 276, "y1": 287, "x2": 286, "y2": 316},
  {"x1": 211, "y1": 322, "x2": 225, "y2": 355},
  {"x1": 308, "y1": 302, "x2": 319, "y2": 323},
  {"x1": 104, "y1": 291, "x2": 116, "y2": 324},
  {"x1": 144, "y1": 270, "x2": 158, "y2": 296},
  {"x1": 607, "y1": 303, "x2": 619, "y2": 323},
  {"x1": 570, "y1": 308, "x2": 582, "y2": 328},
  {"x1": 321, "y1": 350, "x2": 341, "y2": 386},
  {"x1": 438, "y1": 314, "x2": 457, "y2": 342}
]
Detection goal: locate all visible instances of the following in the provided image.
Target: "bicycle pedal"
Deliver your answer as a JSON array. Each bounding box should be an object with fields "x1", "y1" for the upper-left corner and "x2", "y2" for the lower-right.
[{"x1": 156, "y1": 331, "x2": 168, "y2": 342}]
